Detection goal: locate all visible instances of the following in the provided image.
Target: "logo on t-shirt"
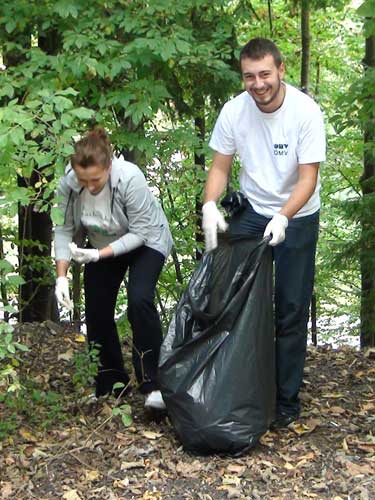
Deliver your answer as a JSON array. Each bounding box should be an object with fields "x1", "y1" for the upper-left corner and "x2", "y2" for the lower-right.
[{"x1": 273, "y1": 143, "x2": 289, "y2": 156}]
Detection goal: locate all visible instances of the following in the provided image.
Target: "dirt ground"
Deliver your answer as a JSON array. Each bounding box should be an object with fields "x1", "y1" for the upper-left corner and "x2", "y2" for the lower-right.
[{"x1": 0, "y1": 321, "x2": 374, "y2": 500}]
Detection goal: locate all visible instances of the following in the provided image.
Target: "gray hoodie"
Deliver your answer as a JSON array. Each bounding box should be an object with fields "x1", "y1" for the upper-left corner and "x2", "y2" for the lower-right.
[{"x1": 54, "y1": 156, "x2": 173, "y2": 261}]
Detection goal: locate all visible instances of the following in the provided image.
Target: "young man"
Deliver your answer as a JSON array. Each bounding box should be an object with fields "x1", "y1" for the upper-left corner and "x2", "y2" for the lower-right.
[{"x1": 202, "y1": 38, "x2": 326, "y2": 428}]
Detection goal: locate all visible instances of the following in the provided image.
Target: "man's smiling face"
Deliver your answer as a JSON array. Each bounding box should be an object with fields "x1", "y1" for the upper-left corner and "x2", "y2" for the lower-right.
[{"x1": 241, "y1": 54, "x2": 285, "y2": 113}]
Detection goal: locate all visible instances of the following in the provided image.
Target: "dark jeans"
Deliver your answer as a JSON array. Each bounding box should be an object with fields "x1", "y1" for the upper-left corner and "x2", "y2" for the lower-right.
[
  {"x1": 84, "y1": 246, "x2": 165, "y2": 397},
  {"x1": 229, "y1": 201, "x2": 319, "y2": 416}
]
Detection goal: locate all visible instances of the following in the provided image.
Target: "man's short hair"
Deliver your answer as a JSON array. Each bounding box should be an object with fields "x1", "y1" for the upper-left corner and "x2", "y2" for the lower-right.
[{"x1": 240, "y1": 38, "x2": 283, "y2": 68}]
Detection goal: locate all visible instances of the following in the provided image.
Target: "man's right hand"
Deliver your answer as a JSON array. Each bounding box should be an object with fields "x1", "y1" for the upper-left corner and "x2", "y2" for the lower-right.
[
  {"x1": 202, "y1": 201, "x2": 228, "y2": 252},
  {"x1": 55, "y1": 276, "x2": 73, "y2": 310}
]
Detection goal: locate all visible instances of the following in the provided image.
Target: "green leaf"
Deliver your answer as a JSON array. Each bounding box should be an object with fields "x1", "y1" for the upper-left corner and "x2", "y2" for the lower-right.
[
  {"x1": 11, "y1": 127, "x2": 25, "y2": 147},
  {"x1": 5, "y1": 20, "x2": 16, "y2": 34},
  {"x1": 53, "y1": 96, "x2": 74, "y2": 113},
  {"x1": 97, "y1": 43, "x2": 107, "y2": 56},
  {"x1": 6, "y1": 275, "x2": 26, "y2": 286},
  {"x1": 357, "y1": 0, "x2": 375, "y2": 17},
  {"x1": 0, "y1": 260, "x2": 14, "y2": 273},
  {"x1": 56, "y1": 88, "x2": 79, "y2": 97},
  {"x1": 51, "y1": 206, "x2": 65, "y2": 225},
  {"x1": 53, "y1": 0, "x2": 79, "y2": 18},
  {"x1": 121, "y1": 413, "x2": 133, "y2": 427},
  {"x1": 14, "y1": 343, "x2": 29, "y2": 352},
  {"x1": 0, "y1": 83, "x2": 14, "y2": 99},
  {"x1": 113, "y1": 382, "x2": 125, "y2": 390},
  {"x1": 7, "y1": 345, "x2": 16, "y2": 354},
  {"x1": 61, "y1": 113, "x2": 73, "y2": 127},
  {"x1": 119, "y1": 403, "x2": 131, "y2": 413},
  {"x1": 69, "y1": 107, "x2": 94, "y2": 120},
  {"x1": 0, "y1": 134, "x2": 10, "y2": 149},
  {"x1": 1, "y1": 305, "x2": 17, "y2": 314}
]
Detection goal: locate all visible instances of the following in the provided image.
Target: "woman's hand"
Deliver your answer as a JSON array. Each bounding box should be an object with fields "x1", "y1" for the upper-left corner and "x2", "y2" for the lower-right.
[
  {"x1": 69, "y1": 242, "x2": 100, "y2": 264},
  {"x1": 55, "y1": 276, "x2": 73, "y2": 310}
]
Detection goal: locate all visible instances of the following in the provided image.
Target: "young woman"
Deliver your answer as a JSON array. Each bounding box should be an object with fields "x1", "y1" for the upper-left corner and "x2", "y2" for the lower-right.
[{"x1": 54, "y1": 128, "x2": 173, "y2": 409}]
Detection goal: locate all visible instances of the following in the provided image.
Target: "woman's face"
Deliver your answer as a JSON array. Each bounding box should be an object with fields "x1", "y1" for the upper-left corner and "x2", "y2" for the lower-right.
[{"x1": 74, "y1": 164, "x2": 111, "y2": 195}]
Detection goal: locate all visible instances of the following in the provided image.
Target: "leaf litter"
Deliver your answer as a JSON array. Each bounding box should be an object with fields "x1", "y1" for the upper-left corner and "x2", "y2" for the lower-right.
[{"x1": 0, "y1": 322, "x2": 374, "y2": 499}]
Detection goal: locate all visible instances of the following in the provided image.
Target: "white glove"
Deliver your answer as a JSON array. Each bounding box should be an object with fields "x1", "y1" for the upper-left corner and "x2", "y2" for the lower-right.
[
  {"x1": 202, "y1": 201, "x2": 228, "y2": 252},
  {"x1": 55, "y1": 276, "x2": 73, "y2": 310},
  {"x1": 69, "y1": 242, "x2": 100, "y2": 264},
  {"x1": 263, "y1": 213, "x2": 289, "y2": 246}
]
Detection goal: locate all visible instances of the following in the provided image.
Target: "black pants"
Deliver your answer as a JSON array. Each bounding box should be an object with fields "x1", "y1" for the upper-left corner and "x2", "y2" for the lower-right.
[
  {"x1": 84, "y1": 246, "x2": 165, "y2": 397},
  {"x1": 229, "y1": 201, "x2": 319, "y2": 417}
]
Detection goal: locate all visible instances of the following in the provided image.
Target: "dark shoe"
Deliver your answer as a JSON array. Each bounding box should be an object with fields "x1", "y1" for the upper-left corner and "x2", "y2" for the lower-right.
[{"x1": 270, "y1": 413, "x2": 298, "y2": 430}]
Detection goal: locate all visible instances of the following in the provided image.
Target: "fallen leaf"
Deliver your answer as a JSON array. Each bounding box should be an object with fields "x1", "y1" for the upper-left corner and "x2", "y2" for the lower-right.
[
  {"x1": 4, "y1": 455, "x2": 15, "y2": 465},
  {"x1": 58, "y1": 348, "x2": 74, "y2": 361},
  {"x1": 342, "y1": 438, "x2": 349, "y2": 452},
  {"x1": 361, "y1": 402, "x2": 375, "y2": 412},
  {"x1": 142, "y1": 431, "x2": 162, "y2": 440},
  {"x1": 120, "y1": 460, "x2": 145, "y2": 470},
  {"x1": 217, "y1": 485, "x2": 243, "y2": 498},
  {"x1": 176, "y1": 459, "x2": 203, "y2": 477},
  {"x1": 141, "y1": 491, "x2": 162, "y2": 499},
  {"x1": 297, "y1": 452, "x2": 316, "y2": 461},
  {"x1": 222, "y1": 474, "x2": 241, "y2": 487},
  {"x1": 364, "y1": 347, "x2": 375, "y2": 359},
  {"x1": 113, "y1": 478, "x2": 129, "y2": 489},
  {"x1": 260, "y1": 459, "x2": 275, "y2": 468},
  {"x1": 259, "y1": 432, "x2": 275, "y2": 447},
  {"x1": 227, "y1": 464, "x2": 246, "y2": 475},
  {"x1": 85, "y1": 470, "x2": 100, "y2": 481},
  {"x1": 283, "y1": 462, "x2": 295, "y2": 470},
  {"x1": 290, "y1": 418, "x2": 320, "y2": 435},
  {"x1": 19, "y1": 428, "x2": 38, "y2": 442},
  {"x1": 328, "y1": 406, "x2": 346, "y2": 415},
  {"x1": 23, "y1": 445, "x2": 35, "y2": 457},
  {"x1": 1, "y1": 482, "x2": 13, "y2": 499},
  {"x1": 321, "y1": 393, "x2": 345, "y2": 399},
  {"x1": 74, "y1": 334, "x2": 86, "y2": 343},
  {"x1": 62, "y1": 490, "x2": 82, "y2": 500},
  {"x1": 345, "y1": 460, "x2": 374, "y2": 476}
]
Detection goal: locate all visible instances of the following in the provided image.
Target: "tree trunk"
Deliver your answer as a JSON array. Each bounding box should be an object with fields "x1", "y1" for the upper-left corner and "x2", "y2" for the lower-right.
[
  {"x1": 17, "y1": 29, "x2": 62, "y2": 323},
  {"x1": 0, "y1": 225, "x2": 10, "y2": 322},
  {"x1": 267, "y1": 0, "x2": 273, "y2": 37},
  {"x1": 18, "y1": 172, "x2": 57, "y2": 322},
  {"x1": 301, "y1": 0, "x2": 310, "y2": 93},
  {"x1": 194, "y1": 99, "x2": 205, "y2": 262},
  {"x1": 300, "y1": 0, "x2": 317, "y2": 342},
  {"x1": 359, "y1": 34, "x2": 375, "y2": 348}
]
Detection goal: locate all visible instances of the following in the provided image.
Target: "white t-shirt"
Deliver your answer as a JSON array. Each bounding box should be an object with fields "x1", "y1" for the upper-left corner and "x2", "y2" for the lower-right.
[
  {"x1": 209, "y1": 83, "x2": 326, "y2": 218},
  {"x1": 81, "y1": 182, "x2": 123, "y2": 249}
]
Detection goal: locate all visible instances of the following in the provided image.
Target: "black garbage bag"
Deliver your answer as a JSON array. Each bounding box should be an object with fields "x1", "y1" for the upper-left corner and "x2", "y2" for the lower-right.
[{"x1": 158, "y1": 235, "x2": 275, "y2": 455}]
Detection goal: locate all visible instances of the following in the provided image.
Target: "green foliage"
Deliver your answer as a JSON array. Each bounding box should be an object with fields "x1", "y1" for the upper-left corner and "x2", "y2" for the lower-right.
[
  {"x1": 0, "y1": 385, "x2": 67, "y2": 438},
  {"x1": 112, "y1": 402, "x2": 133, "y2": 428},
  {"x1": 0, "y1": 0, "x2": 372, "y2": 344},
  {"x1": 358, "y1": 0, "x2": 375, "y2": 36},
  {"x1": 116, "y1": 314, "x2": 132, "y2": 340},
  {"x1": 72, "y1": 343, "x2": 100, "y2": 391},
  {"x1": 0, "y1": 322, "x2": 29, "y2": 393}
]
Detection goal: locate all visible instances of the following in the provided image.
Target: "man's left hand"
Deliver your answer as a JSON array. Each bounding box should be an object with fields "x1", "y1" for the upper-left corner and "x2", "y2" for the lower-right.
[
  {"x1": 69, "y1": 242, "x2": 100, "y2": 264},
  {"x1": 263, "y1": 214, "x2": 289, "y2": 246}
]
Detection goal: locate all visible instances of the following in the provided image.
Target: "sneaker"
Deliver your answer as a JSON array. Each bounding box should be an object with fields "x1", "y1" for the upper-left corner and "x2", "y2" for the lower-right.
[{"x1": 144, "y1": 390, "x2": 166, "y2": 410}]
